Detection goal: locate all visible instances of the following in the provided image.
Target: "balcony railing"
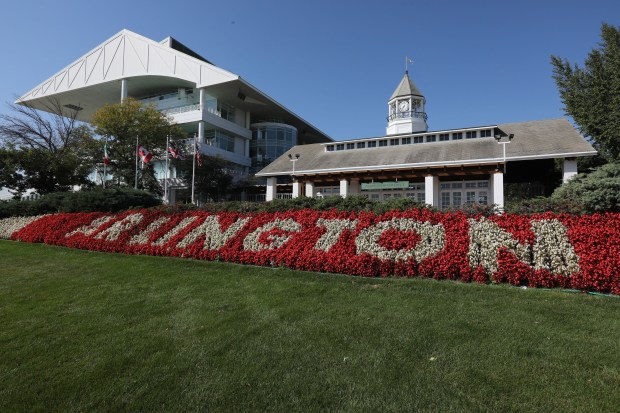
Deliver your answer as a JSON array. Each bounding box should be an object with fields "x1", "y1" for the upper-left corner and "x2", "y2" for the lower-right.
[
  {"x1": 160, "y1": 103, "x2": 200, "y2": 115},
  {"x1": 387, "y1": 111, "x2": 428, "y2": 122}
]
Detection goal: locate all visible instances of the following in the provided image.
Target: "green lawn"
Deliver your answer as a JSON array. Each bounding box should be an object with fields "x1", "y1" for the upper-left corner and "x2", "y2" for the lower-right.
[{"x1": 1, "y1": 241, "x2": 619, "y2": 412}]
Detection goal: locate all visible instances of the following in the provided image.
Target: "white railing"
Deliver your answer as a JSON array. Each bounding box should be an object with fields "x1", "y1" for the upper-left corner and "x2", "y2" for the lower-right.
[{"x1": 160, "y1": 104, "x2": 200, "y2": 115}]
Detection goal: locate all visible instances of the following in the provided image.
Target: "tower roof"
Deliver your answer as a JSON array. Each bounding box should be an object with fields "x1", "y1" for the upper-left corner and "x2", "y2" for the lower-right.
[{"x1": 390, "y1": 70, "x2": 424, "y2": 100}]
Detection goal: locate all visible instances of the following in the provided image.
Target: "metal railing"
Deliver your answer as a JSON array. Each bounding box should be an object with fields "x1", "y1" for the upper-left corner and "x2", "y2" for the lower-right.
[
  {"x1": 160, "y1": 103, "x2": 200, "y2": 115},
  {"x1": 387, "y1": 111, "x2": 428, "y2": 122}
]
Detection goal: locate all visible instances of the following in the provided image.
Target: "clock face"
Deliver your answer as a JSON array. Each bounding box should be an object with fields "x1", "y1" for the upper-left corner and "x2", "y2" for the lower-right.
[{"x1": 398, "y1": 100, "x2": 409, "y2": 112}]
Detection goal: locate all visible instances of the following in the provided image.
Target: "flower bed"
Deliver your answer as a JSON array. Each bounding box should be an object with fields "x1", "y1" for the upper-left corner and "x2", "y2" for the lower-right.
[{"x1": 3, "y1": 209, "x2": 619, "y2": 294}]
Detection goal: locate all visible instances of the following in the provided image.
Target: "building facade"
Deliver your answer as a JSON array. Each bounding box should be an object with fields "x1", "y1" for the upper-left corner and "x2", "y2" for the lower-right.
[
  {"x1": 16, "y1": 30, "x2": 332, "y2": 202},
  {"x1": 256, "y1": 72, "x2": 597, "y2": 209}
]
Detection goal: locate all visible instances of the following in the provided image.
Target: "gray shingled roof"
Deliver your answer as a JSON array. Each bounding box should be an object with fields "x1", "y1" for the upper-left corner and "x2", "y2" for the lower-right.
[
  {"x1": 390, "y1": 71, "x2": 424, "y2": 100},
  {"x1": 256, "y1": 118, "x2": 596, "y2": 177}
]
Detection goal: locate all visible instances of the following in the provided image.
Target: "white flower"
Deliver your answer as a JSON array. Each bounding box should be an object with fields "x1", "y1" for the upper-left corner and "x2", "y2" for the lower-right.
[
  {"x1": 314, "y1": 218, "x2": 358, "y2": 251},
  {"x1": 94, "y1": 213, "x2": 144, "y2": 241},
  {"x1": 66, "y1": 215, "x2": 114, "y2": 238},
  {"x1": 176, "y1": 215, "x2": 250, "y2": 250},
  {"x1": 355, "y1": 218, "x2": 445, "y2": 262},
  {"x1": 129, "y1": 216, "x2": 172, "y2": 245},
  {"x1": 0, "y1": 215, "x2": 47, "y2": 239},
  {"x1": 243, "y1": 218, "x2": 302, "y2": 251},
  {"x1": 151, "y1": 216, "x2": 198, "y2": 247}
]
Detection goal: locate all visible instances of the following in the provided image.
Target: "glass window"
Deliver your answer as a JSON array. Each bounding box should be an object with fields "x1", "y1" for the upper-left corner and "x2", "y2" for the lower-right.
[
  {"x1": 402, "y1": 137, "x2": 412, "y2": 144},
  {"x1": 465, "y1": 182, "x2": 477, "y2": 188},
  {"x1": 426, "y1": 135, "x2": 436, "y2": 142},
  {"x1": 466, "y1": 131, "x2": 477, "y2": 139},
  {"x1": 480, "y1": 129, "x2": 491, "y2": 137},
  {"x1": 439, "y1": 134, "x2": 449, "y2": 141},
  {"x1": 379, "y1": 140, "x2": 388, "y2": 147},
  {"x1": 414, "y1": 136, "x2": 424, "y2": 143},
  {"x1": 336, "y1": 144, "x2": 344, "y2": 151},
  {"x1": 466, "y1": 191, "x2": 476, "y2": 205},
  {"x1": 441, "y1": 192, "x2": 451, "y2": 209},
  {"x1": 478, "y1": 192, "x2": 488, "y2": 205},
  {"x1": 452, "y1": 132, "x2": 463, "y2": 140},
  {"x1": 440, "y1": 183, "x2": 450, "y2": 189},
  {"x1": 452, "y1": 192, "x2": 462, "y2": 207},
  {"x1": 326, "y1": 145, "x2": 334, "y2": 152},
  {"x1": 357, "y1": 142, "x2": 366, "y2": 149},
  {"x1": 390, "y1": 139, "x2": 399, "y2": 146},
  {"x1": 346, "y1": 143, "x2": 355, "y2": 150},
  {"x1": 478, "y1": 181, "x2": 489, "y2": 188},
  {"x1": 368, "y1": 141, "x2": 377, "y2": 148}
]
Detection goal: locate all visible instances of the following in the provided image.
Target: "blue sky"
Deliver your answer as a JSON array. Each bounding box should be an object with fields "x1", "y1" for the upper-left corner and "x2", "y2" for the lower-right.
[{"x1": 1, "y1": 0, "x2": 618, "y2": 140}]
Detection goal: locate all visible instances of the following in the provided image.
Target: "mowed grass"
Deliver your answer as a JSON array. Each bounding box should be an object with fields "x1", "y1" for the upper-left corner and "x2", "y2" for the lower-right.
[{"x1": 0, "y1": 241, "x2": 619, "y2": 413}]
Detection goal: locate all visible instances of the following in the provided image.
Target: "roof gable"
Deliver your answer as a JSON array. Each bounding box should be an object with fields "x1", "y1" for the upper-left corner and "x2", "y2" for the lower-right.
[{"x1": 390, "y1": 71, "x2": 423, "y2": 100}]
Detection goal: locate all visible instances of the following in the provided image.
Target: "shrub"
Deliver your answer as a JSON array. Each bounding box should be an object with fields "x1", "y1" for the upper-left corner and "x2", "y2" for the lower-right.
[
  {"x1": 0, "y1": 188, "x2": 161, "y2": 218},
  {"x1": 552, "y1": 162, "x2": 620, "y2": 213}
]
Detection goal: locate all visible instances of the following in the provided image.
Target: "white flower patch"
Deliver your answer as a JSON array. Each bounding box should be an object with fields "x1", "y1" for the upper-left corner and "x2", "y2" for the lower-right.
[
  {"x1": 176, "y1": 216, "x2": 250, "y2": 250},
  {"x1": 151, "y1": 216, "x2": 198, "y2": 247},
  {"x1": 243, "y1": 218, "x2": 302, "y2": 251},
  {"x1": 0, "y1": 215, "x2": 47, "y2": 239},
  {"x1": 355, "y1": 218, "x2": 445, "y2": 262},
  {"x1": 94, "y1": 213, "x2": 144, "y2": 242},
  {"x1": 66, "y1": 215, "x2": 114, "y2": 238},
  {"x1": 467, "y1": 218, "x2": 531, "y2": 274},
  {"x1": 531, "y1": 219, "x2": 580, "y2": 275},
  {"x1": 128, "y1": 216, "x2": 171, "y2": 246},
  {"x1": 314, "y1": 218, "x2": 358, "y2": 251}
]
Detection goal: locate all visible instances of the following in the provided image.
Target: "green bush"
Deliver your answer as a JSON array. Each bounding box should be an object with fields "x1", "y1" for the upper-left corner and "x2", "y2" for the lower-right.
[
  {"x1": 504, "y1": 197, "x2": 585, "y2": 215},
  {"x1": 551, "y1": 162, "x2": 620, "y2": 213},
  {"x1": 0, "y1": 188, "x2": 161, "y2": 218}
]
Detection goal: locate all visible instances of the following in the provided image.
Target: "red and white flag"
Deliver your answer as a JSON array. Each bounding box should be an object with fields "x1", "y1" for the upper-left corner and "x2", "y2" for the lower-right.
[
  {"x1": 138, "y1": 145, "x2": 153, "y2": 163},
  {"x1": 168, "y1": 144, "x2": 185, "y2": 160},
  {"x1": 195, "y1": 143, "x2": 203, "y2": 167}
]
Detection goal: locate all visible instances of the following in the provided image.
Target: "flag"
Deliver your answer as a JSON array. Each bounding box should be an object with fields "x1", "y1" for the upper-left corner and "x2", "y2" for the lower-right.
[
  {"x1": 138, "y1": 145, "x2": 153, "y2": 163},
  {"x1": 195, "y1": 143, "x2": 203, "y2": 167},
  {"x1": 168, "y1": 144, "x2": 185, "y2": 160},
  {"x1": 103, "y1": 143, "x2": 110, "y2": 165}
]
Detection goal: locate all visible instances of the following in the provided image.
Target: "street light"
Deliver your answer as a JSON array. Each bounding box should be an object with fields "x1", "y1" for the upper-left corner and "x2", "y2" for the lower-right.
[
  {"x1": 494, "y1": 133, "x2": 514, "y2": 173},
  {"x1": 288, "y1": 153, "x2": 300, "y2": 175}
]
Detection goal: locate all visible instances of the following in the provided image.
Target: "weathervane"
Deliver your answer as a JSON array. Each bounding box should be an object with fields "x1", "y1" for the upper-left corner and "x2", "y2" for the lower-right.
[{"x1": 405, "y1": 56, "x2": 413, "y2": 73}]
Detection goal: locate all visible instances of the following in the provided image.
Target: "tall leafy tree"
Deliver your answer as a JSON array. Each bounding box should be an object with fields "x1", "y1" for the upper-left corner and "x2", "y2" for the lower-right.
[
  {"x1": 90, "y1": 98, "x2": 185, "y2": 193},
  {"x1": 551, "y1": 23, "x2": 620, "y2": 161},
  {"x1": 0, "y1": 99, "x2": 97, "y2": 196},
  {"x1": 174, "y1": 154, "x2": 234, "y2": 203}
]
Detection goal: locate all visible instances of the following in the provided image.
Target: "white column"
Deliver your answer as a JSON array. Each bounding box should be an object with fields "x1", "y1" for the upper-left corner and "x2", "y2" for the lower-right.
[
  {"x1": 424, "y1": 175, "x2": 439, "y2": 207},
  {"x1": 349, "y1": 178, "x2": 360, "y2": 195},
  {"x1": 562, "y1": 158, "x2": 578, "y2": 183},
  {"x1": 340, "y1": 179, "x2": 349, "y2": 198},
  {"x1": 198, "y1": 121, "x2": 205, "y2": 144},
  {"x1": 266, "y1": 177, "x2": 277, "y2": 201},
  {"x1": 292, "y1": 180, "x2": 301, "y2": 198},
  {"x1": 305, "y1": 181, "x2": 315, "y2": 198},
  {"x1": 120, "y1": 79, "x2": 128, "y2": 102},
  {"x1": 492, "y1": 172, "x2": 504, "y2": 211},
  {"x1": 199, "y1": 88, "x2": 206, "y2": 111}
]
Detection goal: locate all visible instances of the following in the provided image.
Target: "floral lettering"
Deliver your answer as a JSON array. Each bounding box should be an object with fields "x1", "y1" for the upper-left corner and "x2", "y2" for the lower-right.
[
  {"x1": 314, "y1": 218, "x2": 358, "y2": 251},
  {"x1": 243, "y1": 218, "x2": 301, "y2": 251},
  {"x1": 177, "y1": 216, "x2": 250, "y2": 250}
]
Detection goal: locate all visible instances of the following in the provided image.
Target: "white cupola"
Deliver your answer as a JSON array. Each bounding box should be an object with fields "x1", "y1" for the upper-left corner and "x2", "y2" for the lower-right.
[{"x1": 386, "y1": 70, "x2": 428, "y2": 135}]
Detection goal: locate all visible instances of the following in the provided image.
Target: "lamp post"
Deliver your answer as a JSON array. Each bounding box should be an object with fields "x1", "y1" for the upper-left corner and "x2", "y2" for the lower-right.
[
  {"x1": 288, "y1": 153, "x2": 300, "y2": 198},
  {"x1": 494, "y1": 133, "x2": 514, "y2": 173}
]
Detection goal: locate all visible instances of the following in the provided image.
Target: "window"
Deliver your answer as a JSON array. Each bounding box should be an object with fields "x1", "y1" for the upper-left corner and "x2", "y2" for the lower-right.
[
  {"x1": 441, "y1": 192, "x2": 451, "y2": 209},
  {"x1": 368, "y1": 141, "x2": 377, "y2": 148},
  {"x1": 346, "y1": 143, "x2": 355, "y2": 150},
  {"x1": 326, "y1": 145, "x2": 334, "y2": 152},
  {"x1": 439, "y1": 133, "x2": 449, "y2": 141},
  {"x1": 402, "y1": 137, "x2": 412, "y2": 144},
  {"x1": 452, "y1": 132, "x2": 463, "y2": 140},
  {"x1": 426, "y1": 135, "x2": 436, "y2": 142},
  {"x1": 480, "y1": 129, "x2": 492, "y2": 137},
  {"x1": 466, "y1": 131, "x2": 477, "y2": 139},
  {"x1": 357, "y1": 142, "x2": 366, "y2": 149},
  {"x1": 336, "y1": 144, "x2": 344, "y2": 151},
  {"x1": 414, "y1": 136, "x2": 424, "y2": 144},
  {"x1": 379, "y1": 140, "x2": 388, "y2": 147},
  {"x1": 390, "y1": 138, "x2": 399, "y2": 146}
]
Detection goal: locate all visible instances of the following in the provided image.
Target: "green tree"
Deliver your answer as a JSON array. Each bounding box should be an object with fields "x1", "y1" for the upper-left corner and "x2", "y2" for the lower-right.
[
  {"x1": 174, "y1": 154, "x2": 234, "y2": 203},
  {"x1": 552, "y1": 162, "x2": 620, "y2": 213},
  {"x1": 551, "y1": 23, "x2": 620, "y2": 161},
  {"x1": 90, "y1": 98, "x2": 185, "y2": 194},
  {"x1": 0, "y1": 99, "x2": 97, "y2": 197}
]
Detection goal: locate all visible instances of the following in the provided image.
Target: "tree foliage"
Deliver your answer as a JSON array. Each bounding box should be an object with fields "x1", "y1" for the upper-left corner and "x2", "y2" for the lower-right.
[
  {"x1": 174, "y1": 154, "x2": 234, "y2": 203},
  {"x1": 90, "y1": 98, "x2": 185, "y2": 193},
  {"x1": 552, "y1": 162, "x2": 620, "y2": 213},
  {"x1": 0, "y1": 99, "x2": 97, "y2": 196},
  {"x1": 551, "y1": 23, "x2": 620, "y2": 161}
]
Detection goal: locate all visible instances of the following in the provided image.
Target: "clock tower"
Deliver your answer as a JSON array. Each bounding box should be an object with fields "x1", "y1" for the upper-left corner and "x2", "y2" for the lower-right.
[{"x1": 386, "y1": 70, "x2": 428, "y2": 135}]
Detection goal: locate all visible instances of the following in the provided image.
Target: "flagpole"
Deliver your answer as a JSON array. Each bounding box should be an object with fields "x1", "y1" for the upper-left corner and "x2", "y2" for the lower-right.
[
  {"x1": 192, "y1": 134, "x2": 196, "y2": 205},
  {"x1": 134, "y1": 136, "x2": 139, "y2": 189},
  {"x1": 103, "y1": 137, "x2": 107, "y2": 189},
  {"x1": 164, "y1": 134, "x2": 170, "y2": 204}
]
